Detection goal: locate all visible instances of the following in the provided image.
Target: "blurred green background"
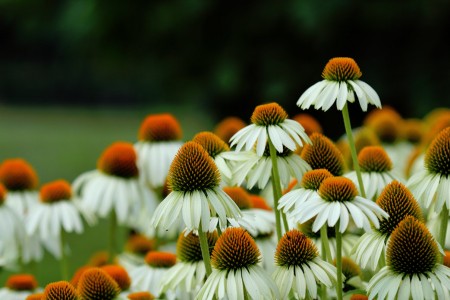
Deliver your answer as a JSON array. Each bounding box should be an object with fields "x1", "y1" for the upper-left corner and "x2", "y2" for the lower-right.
[{"x1": 1, "y1": 0, "x2": 450, "y2": 287}]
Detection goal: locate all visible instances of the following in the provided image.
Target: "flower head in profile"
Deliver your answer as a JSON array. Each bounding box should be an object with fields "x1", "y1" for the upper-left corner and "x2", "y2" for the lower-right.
[
  {"x1": 160, "y1": 231, "x2": 218, "y2": 295},
  {"x1": 74, "y1": 141, "x2": 157, "y2": 226},
  {"x1": 77, "y1": 268, "x2": 120, "y2": 300},
  {"x1": 407, "y1": 127, "x2": 450, "y2": 214},
  {"x1": 352, "y1": 181, "x2": 423, "y2": 271},
  {"x1": 367, "y1": 216, "x2": 450, "y2": 300},
  {"x1": 135, "y1": 113, "x2": 183, "y2": 190},
  {"x1": 293, "y1": 177, "x2": 388, "y2": 233},
  {"x1": 273, "y1": 229, "x2": 337, "y2": 299},
  {"x1": 150, "y1": 141, "x2": 241, "y2": 233},
  {"x1": 230, "y1": 102, "x2": 311, "y2": 156},
  {"x1": 43, "y1": 281, "x2": 78, "y2": 300},
  {"x1": 297, "y1": 57, "x2": 381, "y2": 111},
  {"x1": 345, "y1": 146, "x2": 399, "y2": 200},
  {"x1": 0, "y1": 274, "x2": 40, "y2": 299},
  {"x1": 196, "y1": 227, "x2": 279, "y2": 300},
  {"x1": 0, "y1": 158, "x2": 39, "y2": 216}
]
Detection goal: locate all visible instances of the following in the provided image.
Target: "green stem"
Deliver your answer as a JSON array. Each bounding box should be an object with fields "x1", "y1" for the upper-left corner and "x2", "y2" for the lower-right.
[
  {"x1": 320, "y1": 224, "x2": 333, "y2": 263},
  {"x1": 60, "y1": 230, "x2": 69, "y2": 280},
  {"x1": 109, "y1": 210, "x2": 117, "y2": 264},
  {"x1": 268, "y1": 137, "x2": 287, "y2": 240},
  {"x1": 335, "y1": 222, "x2": 343, "y2": 300},
  {"x1": 439, "y1": 207, "x2": 449, "y2": 255},
  {"x1": 342, "y1": 103, "x2": 366, "y2": 198},
  {"x1": 198, "y1": 228, "x2": 213, "y2": 277}
]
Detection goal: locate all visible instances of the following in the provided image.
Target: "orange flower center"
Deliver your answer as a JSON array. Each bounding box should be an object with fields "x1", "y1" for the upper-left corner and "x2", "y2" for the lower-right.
[
  {"x1": 223, "y1": 187, "x2": 252, "y2": 210},
  {"x1": 177, "y1": 231, "x2": 218, "y2": 263},
  {"x1": 127, "y1": 291, "x2": 155, "y2": 300},
  {"x1": 138, "y1": 114, "x2": 182, "y2": 142},
  {"x1": 77, "y1": 268, "x2": 120, "y2": 300},
  {"x1": 214, "y1": 116, "x2": 246, "y2": 143},
  {"x1": 101, "y1": 265, "x2": 131, "y2": 291},
  {"x1": 43, "y1": 281, "x2": 78, "y2": 300},
  {"x1": 425, "y1": 127, "x2": 450, "y2": 176},
  {"x1": 292, "y1": 113, "x2": 323, "y2": 136},
  {"x1": 250, "y1": 102, "x2": 288, "y2": 126},
  {"x1": 168, "y1": 141, "x2": 220, "y2": 192},
  {"x1": 364, "y1": 107, "x2": 402, "y2": 144},
  {"x1": 6, "y1": 274, "x2": 38, "y2": 291},
  {"x1": 211, "y1": 227, "x2": 260, "y2": 270},
  {"x1": 125, "y1": 234, "x2": 155, "y2": 256},
  {"x1": 40, "y1": 180, "x2": 72, "y2": 203},
  {"x1": 321, "y1": 57, "x2": 362, "y2": 81},
  {"x1": 144, "y1": 251, "x2": 177, "y2": 268},
  {"x1": 300, "y1": 169, "x2": 334, "y2": 191},
  {"x1": 0, "y1": 158, "x2": 38, "y2": 191},
  {"x1": 97, "y1": 142, "x2": 139, "y2": 178},
  {"x1": 358, "y1": 146, "x2": 392, "y2": 173},
  {"x1": 275, "y1": 229, "x2": 318, "y2": 267},
  {"x1": 249, "y1": 194, "x2": 272, "y2": 211},
  {"x1": 319, "y1": 177, "x2": 357, "y2": 202},
  {"x1": 193, "y1": 131, "x2": 230, "y2": 158}
]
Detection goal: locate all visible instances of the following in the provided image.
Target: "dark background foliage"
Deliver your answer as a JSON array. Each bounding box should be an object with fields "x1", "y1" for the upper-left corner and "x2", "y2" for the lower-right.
[{"x1": 1, "y1": 0, "x2": 450, "y2": 138}]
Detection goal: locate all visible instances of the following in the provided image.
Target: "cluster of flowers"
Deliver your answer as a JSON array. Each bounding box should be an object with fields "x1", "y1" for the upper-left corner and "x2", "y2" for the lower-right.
[{"x1": 1, "y1": 57, "x2": 450, "y2": 299}]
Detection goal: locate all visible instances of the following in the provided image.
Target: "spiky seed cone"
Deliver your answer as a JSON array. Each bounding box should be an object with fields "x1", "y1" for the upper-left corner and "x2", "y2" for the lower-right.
[
  {"x1": 0, "y1": 158, "x2": 38, "y2": 191},
  {"x1": 100, "y1": 265, "x2": 131, "y2": 291},
  {"x1": 97, "y1": 142, "x2": 139, "y2": 178},
  {"x1": 6, "y1": 274, "x2": 38, "y2": 291},
  {"x1": 319, "y1": 177, "x2": 357, "y2": 202},
  {"x1": 177, "y1": 231, "x2": 218, "y2": 263},
  {"x1": 376, "y1": 181, "x2": 423, "y2": 236},
  {"x1": 250, "y1": 102, "x2": 288, "y2": 126},
  {"x1": 40, "y1": 180, "x2": 72, "y2": 203},
  {"x1": 127, "y1": 291, "x2": 155, "y2": 300},
  {"x1": 223, "y1": 187, "x2": 252, "y2": 210},
  {"x1": 321, "y1": 57, "x2": 362, "y2": 81},
  {"x1": 424, "y1": 127, "x2": 450, "y2": 176},
  {"x1": 387, "y1": 216, "x2": 439, "y2": 275},
  {"x1": 193, "y1": 131, "x2": 230, "y2": 158},
  {"x1": 211, "y1": 227, "x2": 260, "y2": 270},
  {"x1": 358, "y1": 146, "x2": 392, "y2": 173},
  {"x1": 292, "y1": 113, "x2": 323, "y2": 136},
  {"x1": 43, "y1": 281, "x2": 78, "y2": 300},
  {"x1": 363, "y1": 107, "x2": 402, "y2": 144},
  {"x1": 275, "y1": 229, "x2": 318, "y2": 267},
  {"x1": 168, "y1": 141, "x2": 220, "y2": 192},
  {"x1": 71, "y1": 266, "x2": 92, "y2": 288},
  {"x1": 144, "y1": 251, "x2": 177, "y2": 268},
  {"x1": 300, "y1": 169, "x2": 334, "y2": 190},
  {"x1": 214, "y1": 116, "x2": 247, "y2": 144},
  {"x1": 77, "y1": 268, "x2": 120, "y2": 300},
  {"x1": 138, "y1": 113, "x2": 182, "y2": 142},
  {"x1": 301, "y1": 133, "x2": 345, "y2": 176},
  {"x1": 402, "y1": 119, "x2": 424, "y2": 144}
]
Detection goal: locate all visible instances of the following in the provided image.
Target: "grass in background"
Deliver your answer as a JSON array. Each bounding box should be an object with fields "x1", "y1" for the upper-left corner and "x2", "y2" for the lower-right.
[{"x1": 0, "y1": 103, "x2": 214, "y2": 286}]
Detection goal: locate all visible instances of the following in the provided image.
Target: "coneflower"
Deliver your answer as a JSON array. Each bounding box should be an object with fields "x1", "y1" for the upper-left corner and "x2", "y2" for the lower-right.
[
  {"x1": 135, "y1": 113, "x2": 183, "y2": 191},
  {"x1": 196, "y1": 227, "x2": 279, "y2": 300},
  {"x1": 0, "y1": 274, "x2": 40, "y2": 299},
  {"x1": 101, "y1": 264, "x2": 131, "y2": 295},
  {"x1": 407, "y1": 127, "x2": 450, "y2": 248},
  {"x1": 213, "y1": 116, "x2": 247, "y2": 146},
  {"x1": 77, "y1": 268, "x2": 120, "y2": 300},
  {"x1": 272, "y1": 229, "x2": 337, "y2": 300},
  {"x1": 292, "y1": 113, "x2": 323, "y2": 136},
  {"x1": 345, "y1": 146, "x2": 399, "y2": 200},
  {"x1": 42, "y1": 281, "x2": 78, "y2": 300},
  {"x1": 352, "y1": 181, "x2": 423, "y2": 271},
  {"x1": 367, "y1": 216, "x2": 450, "y2": 300}
]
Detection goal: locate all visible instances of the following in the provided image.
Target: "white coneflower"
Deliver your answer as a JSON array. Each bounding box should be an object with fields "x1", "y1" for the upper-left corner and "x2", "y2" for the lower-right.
[
  {"x1": 101, "y1": 264, "x2": 132, "y2": 298},
  {"x1": 352, "y1": 181, "x2": 423, "y2": 271},
  {"x1": 196, "y1": 228, "x2": 279, "y2": 300},
  {"x1": 292, "y1": 177, "x2": 388, "y2": 233},
  {"x1": 297, "y1": 57, "x2": 381, "y2": 112},
  {"x1": 0, "y1": 274, "x2": 41, "y2": 300},
  {"x1": 345, "y1": 146, "x2": 399, "y2": 200},
  {"x1": 230, "y1": 102, "x2": 311, "y2": 156},
  {"x1": 134, "y1": 113, "x2": 183, "y2": 191},
  {"x1": 160, "y1": 231, "x2": 218, "y2": 296},
  {"x1": 0, "y1": 158, "x2": 39, "y2": 217},
  {"x1": 272, "y1": 229, "x2": 337, "y2": 300},
  {"x1": 367, "y1": 216, "x2": 450, "y2": 300},
  {"x1": 130, "y1": 251, "x2": 177, "y2": 299}
]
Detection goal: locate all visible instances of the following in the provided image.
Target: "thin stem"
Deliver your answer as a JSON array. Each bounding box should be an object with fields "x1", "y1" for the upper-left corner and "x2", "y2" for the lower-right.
[
  {"x1": 198, "y1": 228, "x2": 213, "y2": 277},
  {"x1": 335, "y1": 222, "x2": 343, "y2": 300},
  {"x1": 109, "y1": 210, "x2": 117, "y2": 264},
  {"x1": 341, "y1": 103, "x2": 366, "y2": 198},
  {"x1": 268, "y1": 137, "x2": 287, "y2": 240},
  {"x1": 320, "y1": 224, "x2": 333, "y2": 263},
  {"x1": 439, "y1": 207, "x2": 449, "y2": 256},
  {"x1": 60, "y1": 230, "x2": 69, "y2": 280}
]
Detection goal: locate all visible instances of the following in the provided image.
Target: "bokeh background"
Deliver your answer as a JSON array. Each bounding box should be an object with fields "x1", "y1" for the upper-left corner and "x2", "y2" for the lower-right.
[{"x1": 1, "y1": 0, "x2": 450, "y2": 286}]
